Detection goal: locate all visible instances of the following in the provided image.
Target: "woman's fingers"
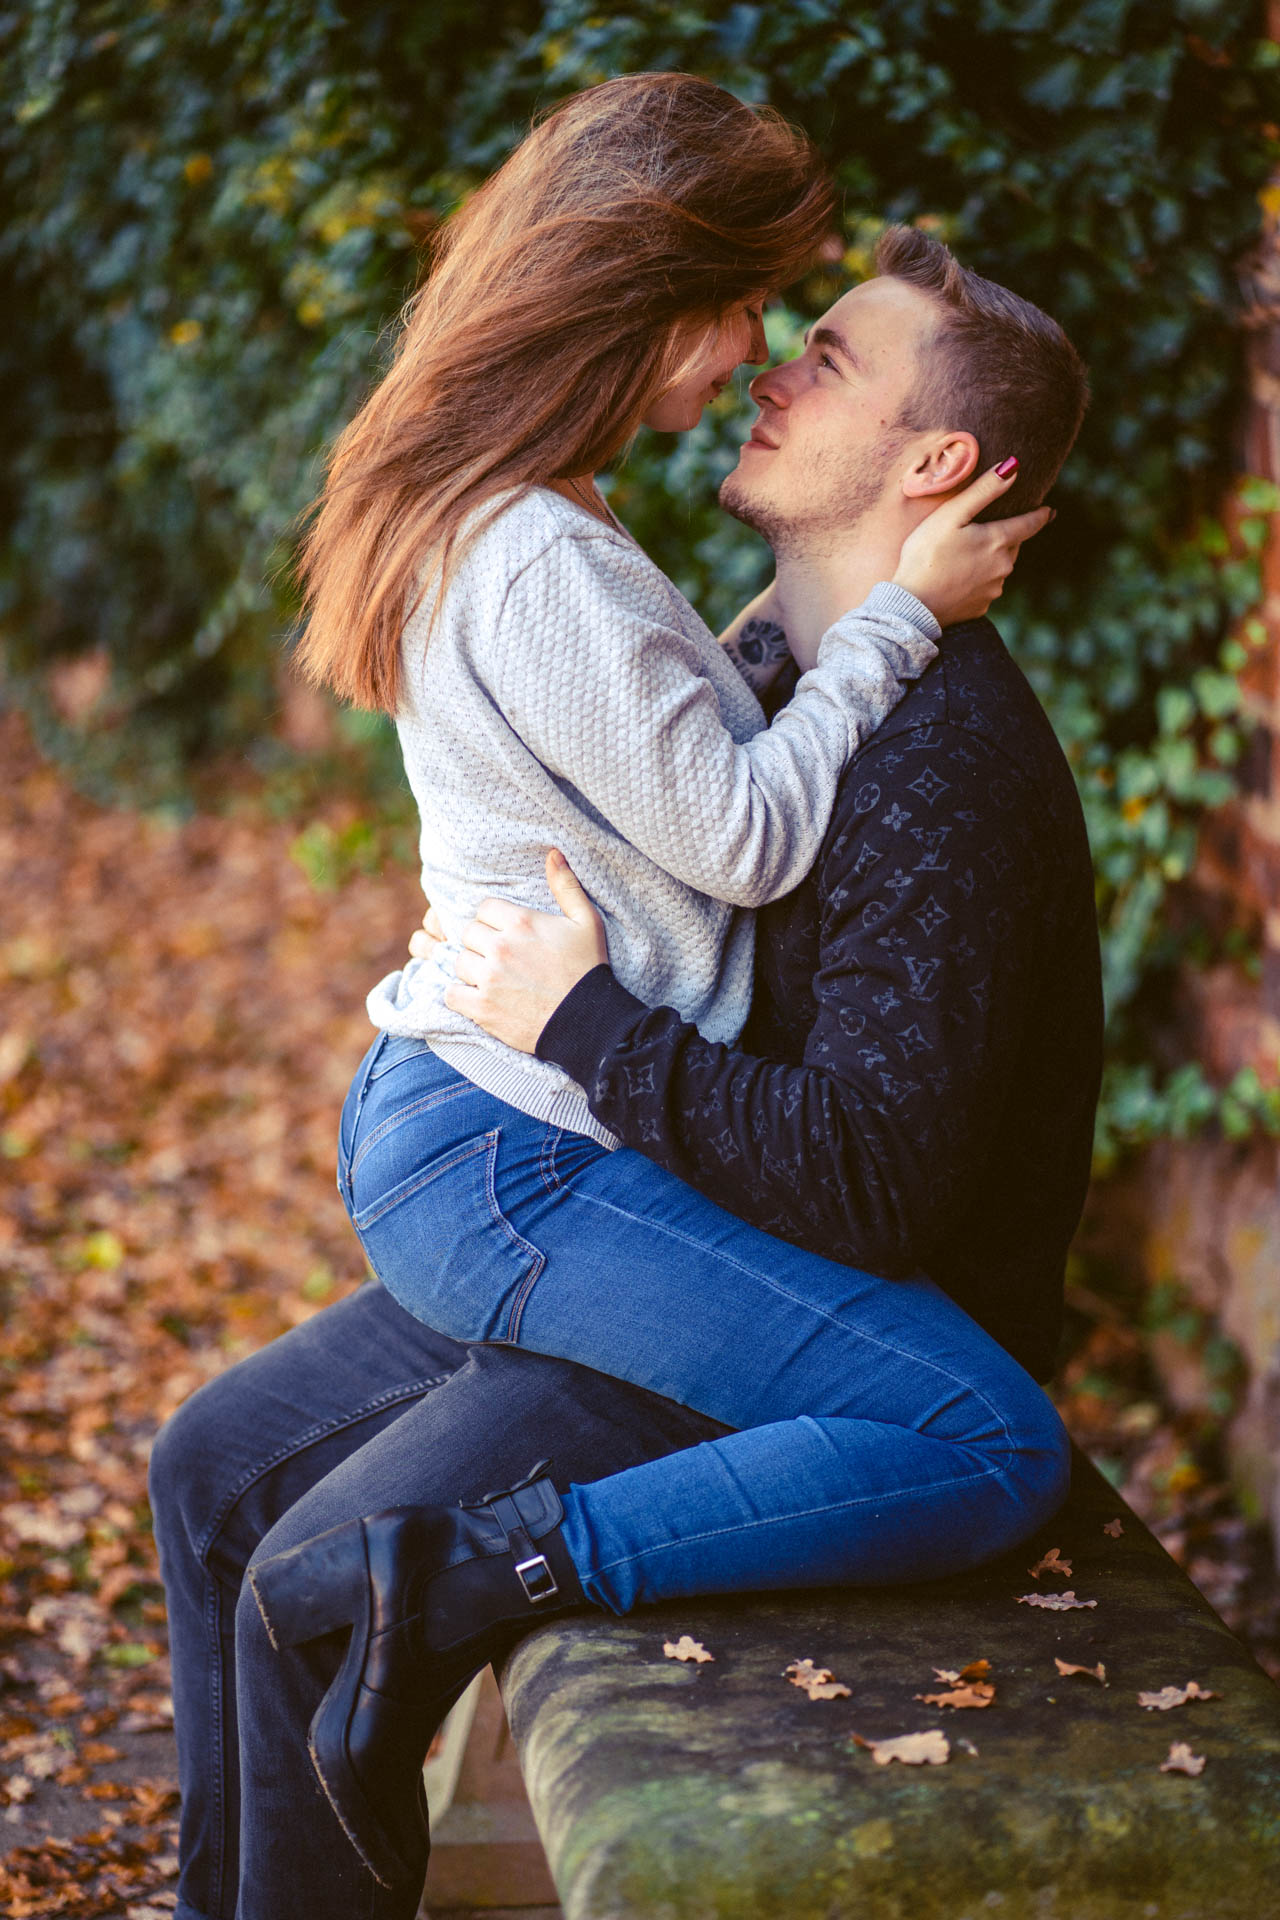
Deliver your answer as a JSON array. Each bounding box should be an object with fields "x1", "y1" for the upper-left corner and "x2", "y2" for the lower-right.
[
  {"x1": 994, "y1": 504, "x2": 1053, "y2": 550},
  {"x1": 940, "y1": 457, "x2": 1020, "y2": 529}
]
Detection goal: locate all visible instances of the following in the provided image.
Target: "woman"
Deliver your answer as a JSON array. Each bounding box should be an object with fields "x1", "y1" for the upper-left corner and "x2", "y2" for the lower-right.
[{"x1": 151, "y1": 71, "x2": 1060, "y2": 1919}]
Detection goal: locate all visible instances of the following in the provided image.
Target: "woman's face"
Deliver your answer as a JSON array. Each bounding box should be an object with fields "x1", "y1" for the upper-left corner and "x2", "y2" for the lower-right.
[{"x1": 642, "y1": 300, "x2": 770, "y2": 433}]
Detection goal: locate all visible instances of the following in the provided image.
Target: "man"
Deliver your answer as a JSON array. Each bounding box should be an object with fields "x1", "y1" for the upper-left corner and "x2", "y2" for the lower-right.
[
  {"x1": 151, "y1": 229, "x2": 1097, "y2": 1919},
  {"x1": 441, "y1": 224, "x2": 1099, "y2": 1384}
]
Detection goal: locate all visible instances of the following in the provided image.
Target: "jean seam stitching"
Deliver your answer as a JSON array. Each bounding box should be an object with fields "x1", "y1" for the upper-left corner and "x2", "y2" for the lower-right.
[
  {"x1": 349, "y1": 1079, "x2": 475, "y2": 1180},
  {"x1": 554, "y1": 1186, "x2": 1021, "y2": 1457},
  {"x1": 485, "y1": 1132, "x2": 545, "y2": 1342},
  {"x1": 206, "y1": 1576, "x2": 226, "y2": 1915},
  {"x1": 351, "y1": 1135, "x2": 490, "y2": 1230},
  {"x1": 539, "y1": 1126, "x2": 561, "y2": 1196},
  {"x1": 192, "y1": 1372, "x2": 456, "y2": 1567},
  {"x1": 586, "y1": 1459, "x2": 1010, "y2": 1580}
]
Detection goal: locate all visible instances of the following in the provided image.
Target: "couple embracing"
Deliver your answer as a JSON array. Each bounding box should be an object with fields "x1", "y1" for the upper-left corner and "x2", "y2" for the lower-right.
[{"x1": 150, "y1": 72, "x2": 1100, "y2": 1920}]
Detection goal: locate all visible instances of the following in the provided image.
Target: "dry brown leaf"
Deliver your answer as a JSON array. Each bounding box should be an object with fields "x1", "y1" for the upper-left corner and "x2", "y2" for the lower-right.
[
  {"x1": 914, "y1": 1682, "x2": 995, "y2": 1710},
  {"x1": 1054, "y1": 1658, "x2": 1107, "y2": 1684},
  {"x1": 1103, "y1": 1518, "x2": 1125, "y2": 1538},
  {"x1": 1028, "y1": 1546, "x2": 1072, "y2": 1580},
  {"x1": 784, "y1": 1659, "x2": 851, "y2": 1701},
  {"x1": 932, "y1": 1658, "x2": 992, "y2": 1684},
  {"x1": 1160, "y1": 1742, "x2": 1206, "y2": 1776},
  {"x1": 1137, "y1": 1681, "x2": 1220, "y2": 1712},
  {"x1": 1016, "y1": 1590, "x2": 1097, "y2": 1611},
  {"x1": 663, "y1": 1636, "x2": 713, "y2": 1664},
  {"x1": 852, "y1": 1729, "x2": 949, "y2": 1767}
]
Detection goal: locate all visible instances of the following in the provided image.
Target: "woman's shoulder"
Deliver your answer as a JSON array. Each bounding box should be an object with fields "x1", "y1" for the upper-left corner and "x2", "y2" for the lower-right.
[{"x1": 461, "y1": 485, "x2": 638, "y2": 577}]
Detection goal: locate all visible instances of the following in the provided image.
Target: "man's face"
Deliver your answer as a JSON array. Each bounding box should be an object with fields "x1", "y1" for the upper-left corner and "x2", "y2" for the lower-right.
[{"x1": 720, "y1": 277, "x2": 938, "y2": 552}]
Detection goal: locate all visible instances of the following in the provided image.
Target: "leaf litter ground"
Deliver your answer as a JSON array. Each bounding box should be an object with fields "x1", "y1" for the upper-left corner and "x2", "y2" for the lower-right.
[{"x1": 1, "y1": 710, "x2": 1277, "y2": 1910}]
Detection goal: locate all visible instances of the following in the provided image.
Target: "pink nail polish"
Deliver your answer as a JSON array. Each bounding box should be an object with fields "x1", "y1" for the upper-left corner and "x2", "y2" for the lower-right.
[{"x1": 995, "y1": 455, "x2": 1018, "y2": 479}]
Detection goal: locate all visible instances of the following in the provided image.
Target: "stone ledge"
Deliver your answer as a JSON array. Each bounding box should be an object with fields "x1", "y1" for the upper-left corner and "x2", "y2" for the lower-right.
[{"x1": 501, "y1": 1448, "x2": 1280, "y2": 1920}]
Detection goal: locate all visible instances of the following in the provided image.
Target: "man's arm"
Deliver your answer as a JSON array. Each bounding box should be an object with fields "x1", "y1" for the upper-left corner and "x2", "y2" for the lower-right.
[
  {"x1": 534, "y1": 725, "x2": 1047, "y2": 1276},
  {"x1": 716, "y1": 580, "x2": 794, "y2": 697}
]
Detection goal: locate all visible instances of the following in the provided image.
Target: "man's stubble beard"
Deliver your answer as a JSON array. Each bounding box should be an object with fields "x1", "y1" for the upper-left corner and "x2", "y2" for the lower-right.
[{"x1": 720, "y1": 429, "x2": 908, "y2": 560}]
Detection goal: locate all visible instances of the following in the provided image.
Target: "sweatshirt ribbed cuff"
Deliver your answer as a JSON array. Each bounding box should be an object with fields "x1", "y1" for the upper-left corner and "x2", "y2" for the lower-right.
[
  {"x1": 862, "y1": 579, "x2": 943, "y2": 641},
  {"x1": 535, "y1": 964, "x2": 648, "y2": 1088}
]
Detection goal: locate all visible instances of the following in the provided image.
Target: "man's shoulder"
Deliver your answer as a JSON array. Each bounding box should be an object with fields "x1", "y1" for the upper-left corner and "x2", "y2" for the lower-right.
[
  {"x1": 836, "y1": 622, "x2": 1071, "y2": 801},
  {"x1": 820, "y1": 618, "x2": 1088, "y2": 882}
]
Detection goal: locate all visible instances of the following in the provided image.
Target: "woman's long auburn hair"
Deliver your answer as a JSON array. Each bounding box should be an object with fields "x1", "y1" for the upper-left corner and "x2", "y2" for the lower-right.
[{"x1": 293, "y1": 72, "x2": 834, "y2": 712}]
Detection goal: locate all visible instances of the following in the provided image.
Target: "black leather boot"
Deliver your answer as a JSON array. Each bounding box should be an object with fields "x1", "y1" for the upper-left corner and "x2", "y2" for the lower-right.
[{"x1": 249, "y1": 1463, "x2": 587, "y2": 1889}]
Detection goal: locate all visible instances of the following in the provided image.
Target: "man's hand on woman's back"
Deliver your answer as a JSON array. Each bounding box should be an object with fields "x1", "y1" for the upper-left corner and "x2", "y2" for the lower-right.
[{"x1": 411, "y1": 851, "x2": 608, "y2": 1054}]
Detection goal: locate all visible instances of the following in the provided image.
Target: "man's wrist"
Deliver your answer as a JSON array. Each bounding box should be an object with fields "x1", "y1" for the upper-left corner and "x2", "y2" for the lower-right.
[{"x1": 534, "y1": 964, "x2": 648, "y2": 1086}]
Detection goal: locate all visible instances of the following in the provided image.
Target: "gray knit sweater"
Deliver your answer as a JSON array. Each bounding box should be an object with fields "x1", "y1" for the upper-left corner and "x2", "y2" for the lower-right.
[{"x1": 367, "y1": 487, "x2": 939, "y2": 1146}]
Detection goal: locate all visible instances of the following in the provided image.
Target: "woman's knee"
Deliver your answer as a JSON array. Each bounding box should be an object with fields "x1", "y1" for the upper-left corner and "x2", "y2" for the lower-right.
[{"x1": 999, "y1": 1389, "x2": 1072, "y2": 1538}]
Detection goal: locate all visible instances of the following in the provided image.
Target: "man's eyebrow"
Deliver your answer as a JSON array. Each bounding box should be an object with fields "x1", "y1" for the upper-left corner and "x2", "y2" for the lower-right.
[{"x1": 804, "y1": 324, "x2": 862, "y2": 370}]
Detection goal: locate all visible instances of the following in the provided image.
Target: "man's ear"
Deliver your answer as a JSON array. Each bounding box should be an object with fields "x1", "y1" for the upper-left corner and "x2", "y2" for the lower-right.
[{"x1": 900, "y1": 432, "x2": 981, "y2": 499}]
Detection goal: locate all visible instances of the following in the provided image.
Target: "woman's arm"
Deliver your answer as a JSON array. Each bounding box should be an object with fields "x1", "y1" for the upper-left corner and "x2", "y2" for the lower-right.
[
  {"x1": 486, "y1": 532, "x2": 935, "y2": 910},
  {"x1": 482, "y1": 466, "x2": 1042, "y2": 910}
]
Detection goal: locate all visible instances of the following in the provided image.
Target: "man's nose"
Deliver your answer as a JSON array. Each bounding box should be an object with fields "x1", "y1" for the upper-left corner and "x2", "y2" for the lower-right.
[
  {"x1": 748, "y1": 361, "x2": 791, "y2": 409},
  {"x1": 745, "y1": 311, "x2": 769, "y2": 365}
]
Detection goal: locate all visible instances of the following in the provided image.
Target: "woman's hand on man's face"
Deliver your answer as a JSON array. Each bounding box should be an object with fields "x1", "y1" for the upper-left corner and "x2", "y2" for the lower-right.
[{"x1": 414, "y1": 852, "x2": 609, "y2": 1054}]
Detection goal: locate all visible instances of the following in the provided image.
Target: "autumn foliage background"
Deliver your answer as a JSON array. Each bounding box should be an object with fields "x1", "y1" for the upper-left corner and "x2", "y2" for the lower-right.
[{"x1": 3, "y1": 2, "x2": 1280, "y2": 1909}]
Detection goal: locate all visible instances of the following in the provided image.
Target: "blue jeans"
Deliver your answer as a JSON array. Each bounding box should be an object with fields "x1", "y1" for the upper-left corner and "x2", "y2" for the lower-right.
[
  {"x1": 149, "y1": 1287, "x2": 728, "y2": 1920},
  {"x1": 341, "y1": 1036, "x2": 1069, "y2": 1606}
]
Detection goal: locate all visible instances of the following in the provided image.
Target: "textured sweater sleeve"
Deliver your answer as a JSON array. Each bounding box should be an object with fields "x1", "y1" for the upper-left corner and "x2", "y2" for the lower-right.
[
  {"x1": 536, "y1": 725, "x2": 1044, "y2": 1275},
  {"x1": 483, "y1": 532, "x2": 938, "y2": 908}
]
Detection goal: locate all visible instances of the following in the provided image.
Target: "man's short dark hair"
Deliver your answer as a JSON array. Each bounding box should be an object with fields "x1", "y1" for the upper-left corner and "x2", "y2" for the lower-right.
[{"x1": 875, "y1": 226, "x2": 1089, "y2": 514}]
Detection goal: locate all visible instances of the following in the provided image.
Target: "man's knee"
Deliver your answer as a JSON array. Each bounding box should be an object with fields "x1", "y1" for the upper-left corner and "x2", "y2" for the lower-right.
[{"x1": 148, "y1": 1367, "x2": 251, "y2": 1556}]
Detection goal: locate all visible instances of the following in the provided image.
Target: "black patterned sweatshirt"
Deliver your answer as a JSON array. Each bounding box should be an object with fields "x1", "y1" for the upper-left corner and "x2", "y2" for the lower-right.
[{"x1": 536, "y1": 618, "x2": 1104, "y2": 1381}]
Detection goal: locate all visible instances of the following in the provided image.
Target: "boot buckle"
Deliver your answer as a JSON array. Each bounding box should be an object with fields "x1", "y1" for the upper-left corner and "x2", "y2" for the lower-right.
[{"x1": 514, "y1": 1553, "x2": 559, "y2": 1603}]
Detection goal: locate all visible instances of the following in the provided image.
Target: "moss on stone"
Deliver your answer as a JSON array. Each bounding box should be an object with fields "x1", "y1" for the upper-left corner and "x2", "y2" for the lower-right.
[{"x1": 503, "y1": 1450, "x2": 1280, "y2": 1920}]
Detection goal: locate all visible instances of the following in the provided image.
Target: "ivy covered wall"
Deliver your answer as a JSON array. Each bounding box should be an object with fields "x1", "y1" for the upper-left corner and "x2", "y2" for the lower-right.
[{"x1": 3, "y1": 0, "x2": 1279, "y2": 1156}]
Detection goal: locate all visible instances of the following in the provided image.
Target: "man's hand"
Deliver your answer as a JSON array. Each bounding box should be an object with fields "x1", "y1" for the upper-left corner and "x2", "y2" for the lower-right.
[
  {"x1": 892, "y1": 458, "x2": 1053, "y2": 626},
  {"x1": 432, "y1": 852, "x2": 609, "y2": 1054}
]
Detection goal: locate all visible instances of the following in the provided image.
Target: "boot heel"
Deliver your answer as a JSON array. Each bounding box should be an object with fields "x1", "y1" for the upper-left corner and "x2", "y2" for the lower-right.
[{"x1": 250, "y1": 1518, "x2": 370, "y2": 1650}]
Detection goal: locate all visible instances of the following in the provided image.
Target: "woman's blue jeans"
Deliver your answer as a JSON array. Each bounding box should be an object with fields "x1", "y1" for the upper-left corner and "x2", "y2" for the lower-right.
[{"x1": 341, "y1": 1035, "x2": 1070, "y2": 1607}]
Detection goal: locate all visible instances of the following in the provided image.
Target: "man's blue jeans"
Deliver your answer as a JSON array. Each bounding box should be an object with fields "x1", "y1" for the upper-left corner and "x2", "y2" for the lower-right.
[
  {"x1": 341, "y1": 1037, "x2": 1069, "y2": 1605},
  {"x1": 150, "y1": 1289, "x2": 729, "y2": 1920}
]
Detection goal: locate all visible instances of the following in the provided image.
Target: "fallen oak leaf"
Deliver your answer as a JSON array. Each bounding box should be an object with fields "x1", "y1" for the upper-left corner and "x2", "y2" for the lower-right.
[
  {"x1": 1137, "y1": 1681, "x2": 1220, "y2": 1711},
  {"x1": 1028, "y1": 1546, "x2": 1072, "y2": 1580},
  {"x1": 1103, "y1": 1518, "x2": 1124, "y2": 1538},
  {"x1": 784, "y1": 1659, "x2": 851, "y2": 1701},
  {"x1": 852, "y1": 1728, "x2": 949, "y2": 1766},
  {"x1": 1054, "y1": 1658, "x2": 1107, "y2": 1685},
  {"x1": 915, "y1": 1682, "x2": 995, "y2": 1710},
  {"x1": 1160, "y1": 1742, "x2": 1206, "y2": 1776},
  {"x1": 1017, "y1": 1590, "x2": 1097, "y2": 1611},
  {"x1": 663, "y1": 1636, "x2": 713, "y2": 1664}
]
